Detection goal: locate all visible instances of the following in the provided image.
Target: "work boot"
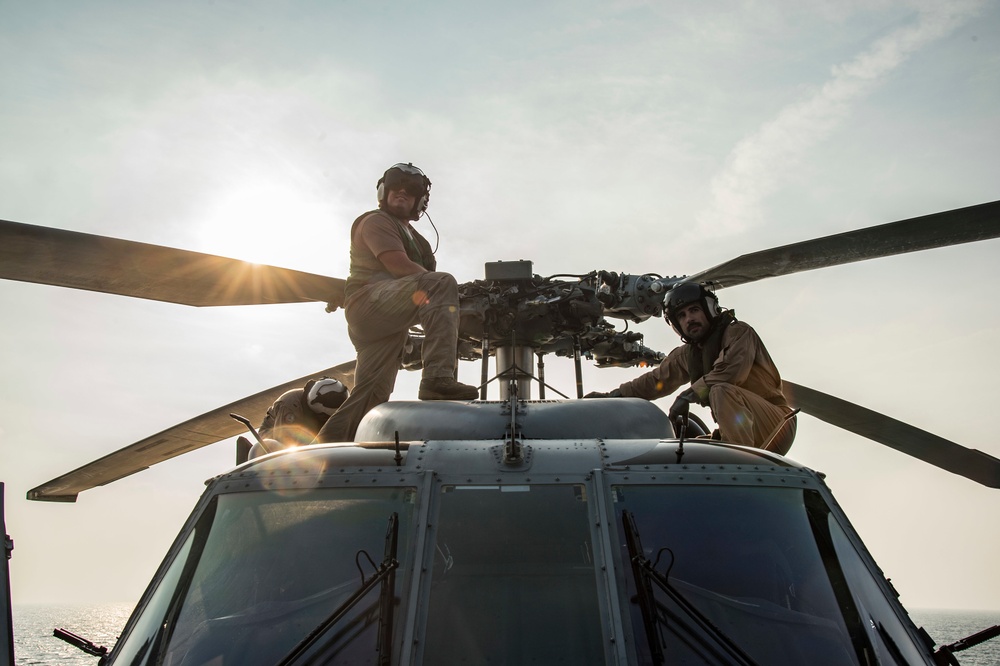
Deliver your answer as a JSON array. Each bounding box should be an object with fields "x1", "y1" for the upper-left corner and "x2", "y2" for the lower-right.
[{"x1": 418, "y1": 377, "x2": 479, "y2": 401}]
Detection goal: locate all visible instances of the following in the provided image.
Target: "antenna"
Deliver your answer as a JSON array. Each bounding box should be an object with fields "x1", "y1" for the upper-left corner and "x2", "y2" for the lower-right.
[{"x1": 1, "y1": 484, "x2": 13, "y2": 666}]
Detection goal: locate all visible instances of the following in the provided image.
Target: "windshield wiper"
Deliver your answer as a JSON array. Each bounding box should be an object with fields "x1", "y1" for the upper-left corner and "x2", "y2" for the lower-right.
[
  {"x1": 622, "y1": 510, "x2": 760, "y2": 666},
  {"x1": 933, "y1": 623, "x2": 1000, "y2": 665},
  {"x1": 623, "y1": 510, "x2": 665, "y2": 664},
  {"x1": 53, "y1": 628, "x2": 108, "y2": 659},
  {"x1": 277, "y1": 513, "x2": 400, "y2": 666},
  {"x1": 376, "y1": 511, "x2": 399, "y2": 666}
]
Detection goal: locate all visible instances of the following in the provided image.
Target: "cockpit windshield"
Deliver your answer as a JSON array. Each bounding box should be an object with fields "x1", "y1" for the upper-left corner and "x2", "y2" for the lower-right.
[
  {"x1": 111, "y1": 487, "x2": 416, "y2": 666},
  {"x1": 422, "y1": 484, "x2": 606, "y2": 664},
  {"x1": 612, "y1": 484, "x2": 926, "y2": 665}
]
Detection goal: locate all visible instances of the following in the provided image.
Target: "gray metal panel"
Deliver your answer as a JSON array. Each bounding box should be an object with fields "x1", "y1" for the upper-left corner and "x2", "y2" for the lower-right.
[
  {"x1": 355, "y1": 398, "x2": 672, "y2": 442},
  {"x1": 604, "y1": 439, "x2": 796, "y2": 468},
  {"x1": 212, "y1": 439, "x2": 812, "y2": 493}
]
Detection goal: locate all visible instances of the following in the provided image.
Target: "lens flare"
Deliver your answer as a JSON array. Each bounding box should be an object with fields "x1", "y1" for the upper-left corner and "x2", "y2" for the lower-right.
[{"x1": 412, "y1": 289, "x2": 430, "y2": 306}]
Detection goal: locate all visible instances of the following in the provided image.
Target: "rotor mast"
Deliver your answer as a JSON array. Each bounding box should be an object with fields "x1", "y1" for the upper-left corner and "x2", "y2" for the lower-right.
[{"x1": 495, "y1": 346, "x2": 535, "y2": 400}]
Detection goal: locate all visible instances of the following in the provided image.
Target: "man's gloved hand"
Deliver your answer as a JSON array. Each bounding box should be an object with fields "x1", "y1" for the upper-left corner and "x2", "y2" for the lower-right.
[
  {"x1": 583, "y1": 388, "x2": 623, "y2": 399},
  {"x1": 668, "y1": 388, "x2": 700, "y2": 422}
]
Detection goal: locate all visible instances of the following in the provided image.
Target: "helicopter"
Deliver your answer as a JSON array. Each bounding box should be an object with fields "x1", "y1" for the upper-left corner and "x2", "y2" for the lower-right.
[{"x1": 1, "y1": 199, "x2": 1000, "y2": 664}]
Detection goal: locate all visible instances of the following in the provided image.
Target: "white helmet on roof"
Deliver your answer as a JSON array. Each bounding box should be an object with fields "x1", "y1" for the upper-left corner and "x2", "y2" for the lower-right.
[{"x1": 304, "y1": 377, "x2": 350, "y2": 417}]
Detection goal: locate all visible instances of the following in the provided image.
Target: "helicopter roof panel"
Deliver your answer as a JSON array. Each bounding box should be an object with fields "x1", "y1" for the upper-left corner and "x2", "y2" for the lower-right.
[
  {"x1": 221, "y1": 435, "x2": 809, "y2": 494},
  {"x1": 353, "y1": 398, "x2": 673, "y2": 442},
  {"x1": 217, "y1": 398, "x2": 807, "y2": 491}
]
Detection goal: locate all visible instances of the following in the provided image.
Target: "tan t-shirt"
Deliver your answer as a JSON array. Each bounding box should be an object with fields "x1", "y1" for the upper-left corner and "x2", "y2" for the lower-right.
[
  {"x1": 344, "y1": 210, "x2": 435, "y2": 300},
  {"x1": 354, "y1": 212, "x2": 412, "y2": 258}
]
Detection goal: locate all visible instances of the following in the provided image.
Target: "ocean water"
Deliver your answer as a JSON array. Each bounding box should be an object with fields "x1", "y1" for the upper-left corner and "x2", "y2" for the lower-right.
[
  {"x1": 10, "y1": 603, "x2": 1000, "y2": 664},
  {"x1": 12, "y1": 603, "x2": 132, "y2": 665},
  {"x1": 909, "y1": 609, "x2": 1000, "y2": 666}
]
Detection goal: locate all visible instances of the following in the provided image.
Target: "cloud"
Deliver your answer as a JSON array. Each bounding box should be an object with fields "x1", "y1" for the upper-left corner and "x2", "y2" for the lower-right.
[{"x1": 694, "y1": 1, "x2": 984, "y2": 238}]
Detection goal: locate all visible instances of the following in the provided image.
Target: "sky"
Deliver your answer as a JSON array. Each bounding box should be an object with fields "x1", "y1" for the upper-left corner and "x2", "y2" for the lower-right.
[{"x1": 1, "y1": 0, "x2": 999, "y2": 619}]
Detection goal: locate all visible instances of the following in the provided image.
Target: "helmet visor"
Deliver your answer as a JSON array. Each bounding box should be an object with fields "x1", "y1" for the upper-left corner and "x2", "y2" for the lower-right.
[
  {"x1": 384, "y1": 173, "x2": 427, "y2": 196},
  {"x1": 383, "y1": 164, "x2": 429, "y2": 196},
  {"x1": 664, "y1": 282, "x2": 703, "y2": 314}
]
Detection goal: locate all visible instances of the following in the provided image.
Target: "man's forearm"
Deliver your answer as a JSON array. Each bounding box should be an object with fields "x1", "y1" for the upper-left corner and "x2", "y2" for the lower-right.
[{"x1": 378, "y1": 250, "x2": 428, "y2": 277}]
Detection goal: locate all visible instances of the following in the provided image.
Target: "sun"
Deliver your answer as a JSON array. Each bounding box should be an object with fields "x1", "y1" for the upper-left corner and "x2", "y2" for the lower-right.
[{"x1": 195, "y1": 178, "x2": 333, "y2": 270}]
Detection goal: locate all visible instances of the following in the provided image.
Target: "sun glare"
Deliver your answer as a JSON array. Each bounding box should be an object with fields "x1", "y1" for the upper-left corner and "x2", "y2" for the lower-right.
[{"x1": 196, "y1": 180, "x2": 333, "y2": 269}]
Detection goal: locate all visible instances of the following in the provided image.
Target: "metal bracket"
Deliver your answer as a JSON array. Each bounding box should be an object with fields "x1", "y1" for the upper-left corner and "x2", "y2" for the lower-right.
[{"x1": 490, "y1": 442, "x2": 533, "y2": 470}]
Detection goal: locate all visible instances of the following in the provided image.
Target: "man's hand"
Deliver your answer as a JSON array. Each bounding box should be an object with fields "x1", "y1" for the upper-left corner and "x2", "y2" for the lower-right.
[
  {"x1": 583, "y1": 388, "x2": 623, "y2": 399},
  {"x1": 668, "y1": 388, "x2": 699, "y2": 422}
]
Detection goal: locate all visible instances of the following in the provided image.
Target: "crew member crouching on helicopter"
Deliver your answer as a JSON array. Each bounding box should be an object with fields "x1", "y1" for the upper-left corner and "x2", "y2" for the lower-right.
[
  {"x1": 586, "y1": 282, "x2": 796, "y2": 454},
  {"x1": 249, "y1": 377, "x2": 350, "y2": 458}
]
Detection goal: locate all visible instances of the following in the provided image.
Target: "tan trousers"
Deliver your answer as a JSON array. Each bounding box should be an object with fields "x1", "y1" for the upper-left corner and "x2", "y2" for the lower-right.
[
  {"x1": 315, "y1": 271, "x2": 461, "y2": 442},
  {"x1": 710, "y1": 383, "x2": 797, "y2": 455}
]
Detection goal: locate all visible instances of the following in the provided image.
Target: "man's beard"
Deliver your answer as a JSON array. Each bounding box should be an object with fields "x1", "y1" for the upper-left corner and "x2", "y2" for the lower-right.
[
  {"x1": 386, "y1": 202, "x2": 412, "y2": 219},
  {"x1": 685, "y1": 322, "x2": 709, "y2": 343}
]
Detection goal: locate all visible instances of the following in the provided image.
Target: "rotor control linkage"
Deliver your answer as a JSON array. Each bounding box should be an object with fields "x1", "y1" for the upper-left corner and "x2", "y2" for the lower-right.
[
  {"x1": 596, "y1": 271, "x2": 671, "y2": 322},
  {"x1": 457, "y1": 267, "x2": 669, "y2": 373},
  {"x1": 504, "y1": 377, "x2": 524, "y2": 464}
]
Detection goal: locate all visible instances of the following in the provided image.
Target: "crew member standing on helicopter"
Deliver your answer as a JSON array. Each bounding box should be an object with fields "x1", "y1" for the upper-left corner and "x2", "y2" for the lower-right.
[
  {"x1": 586, "y1": 282, "x2": 796, "y2": 454},
  {"x1": 313, "y1": 163, "x2": 477, "y2": 443}
]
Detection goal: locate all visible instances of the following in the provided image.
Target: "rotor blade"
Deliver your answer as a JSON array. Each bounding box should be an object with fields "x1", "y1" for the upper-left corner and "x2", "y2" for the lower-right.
[
  {"x1": 782, "y1": 380, "x2": 1000, "y2": 488},
  {"x1": 688, "y1": 200, "x2": 1000, "y2": 289},
  {"x1": 0, "y1": 219, "x2": 346, "y2": 308},
  {"x1": 27, "y1": 360, "x2": 357, "y2": 503}
]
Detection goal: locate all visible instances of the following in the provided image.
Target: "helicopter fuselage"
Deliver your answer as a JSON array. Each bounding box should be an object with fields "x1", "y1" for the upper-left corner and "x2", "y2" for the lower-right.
[{"x1": 104, "y1": 399, "x2": 941, "y2": 665}]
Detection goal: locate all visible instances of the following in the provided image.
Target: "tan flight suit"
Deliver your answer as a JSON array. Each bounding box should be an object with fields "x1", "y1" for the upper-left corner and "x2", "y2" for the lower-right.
[
  {"x1": 256, "y1": 388, "x2": 325, "y2": 449},
  {"x1": 314, "y1": 210, "x2": 462, "y2": 443},
  {"x1": 617, "y1": 318, "x2": 797, "y2": 454}
]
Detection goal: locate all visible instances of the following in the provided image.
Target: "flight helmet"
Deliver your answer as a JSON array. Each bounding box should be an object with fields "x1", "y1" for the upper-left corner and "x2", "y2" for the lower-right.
[
  {"x1": 663, "y1": 282, "x2": 720, "y2": 335},
  {"x1": 304, "y1": 377, "x2": 350, "y2": 417},
  {"x1": 377, "y1": 163, "x2": 431, "y2": 220}
]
